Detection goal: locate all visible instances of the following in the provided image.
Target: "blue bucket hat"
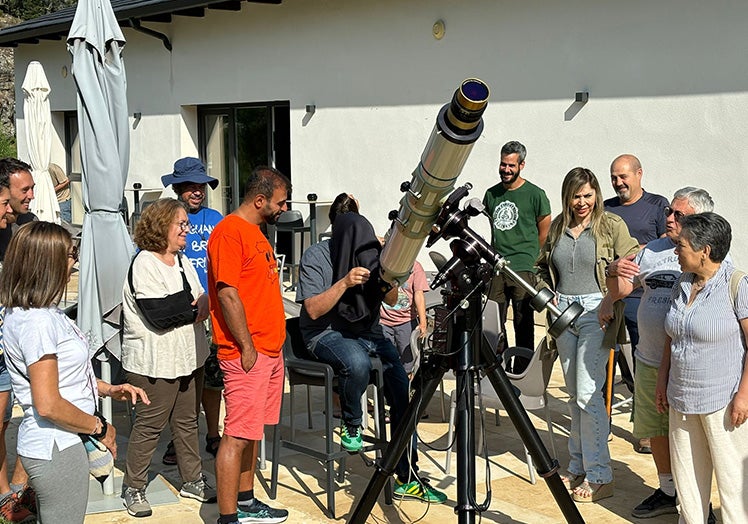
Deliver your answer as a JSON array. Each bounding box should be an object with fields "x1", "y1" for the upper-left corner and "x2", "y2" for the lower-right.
[{"x1": 161, "y1": 157, "x2": 218, "y2": 189}]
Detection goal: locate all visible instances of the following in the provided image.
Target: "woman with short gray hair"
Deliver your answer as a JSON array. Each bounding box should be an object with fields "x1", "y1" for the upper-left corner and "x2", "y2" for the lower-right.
[{"x1": 656, "y1": 212, "x2": 748, "y2": 523}]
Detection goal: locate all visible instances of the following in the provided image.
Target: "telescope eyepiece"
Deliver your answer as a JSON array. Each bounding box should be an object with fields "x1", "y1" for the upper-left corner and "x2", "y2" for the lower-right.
[{"x1": 446, "y1": 79, "x2": 489, "y2": 134}]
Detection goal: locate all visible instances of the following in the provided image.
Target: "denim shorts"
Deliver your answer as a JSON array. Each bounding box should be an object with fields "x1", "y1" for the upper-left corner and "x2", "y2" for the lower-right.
[{"x1": 0, "y1": 368, "x2": 14, "y2": 422}]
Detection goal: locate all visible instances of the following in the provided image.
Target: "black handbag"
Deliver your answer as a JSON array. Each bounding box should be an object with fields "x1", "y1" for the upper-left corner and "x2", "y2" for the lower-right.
[{"x1": 127, "y1": 251, "x2": 197, "y2": 330}]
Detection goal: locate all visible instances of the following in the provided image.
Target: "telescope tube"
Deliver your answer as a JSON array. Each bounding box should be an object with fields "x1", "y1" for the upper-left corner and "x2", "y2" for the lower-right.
[{"x1": 379, "y1": 79, "x2": 489, "y2": 287}]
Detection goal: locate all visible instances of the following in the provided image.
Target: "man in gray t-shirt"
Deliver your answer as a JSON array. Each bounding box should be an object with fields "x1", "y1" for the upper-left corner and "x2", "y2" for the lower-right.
[{"x1": 607, "y1": 187, "x2": 716, "y2": 520}]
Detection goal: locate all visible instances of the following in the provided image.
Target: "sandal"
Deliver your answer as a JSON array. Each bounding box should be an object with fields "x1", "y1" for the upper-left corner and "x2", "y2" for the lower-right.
[
  {"x1": 559, "y1": 471, "x2": 585, "y2": 491},
  {"x1": 205, "y1": 435, "x2": 221, "y2": 457},
  {"x1": 572, "y1": 480, "x2": 614, "y2": 503}
]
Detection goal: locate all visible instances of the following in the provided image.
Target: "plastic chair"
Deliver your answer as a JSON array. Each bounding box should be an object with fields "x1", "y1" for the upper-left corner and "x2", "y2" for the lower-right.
[
  {"x1": 444, "y1": 341, "x2": 558, "y2": 484},
  {"x1": 438, "y1": 299, "x2": 503, "y2": 421},
  {"x1": 274, "y1": 210, "x2": 310, "y2": 290},
  {"x1": 269, "y1": 317, "x2": 391, "y2": 518}
]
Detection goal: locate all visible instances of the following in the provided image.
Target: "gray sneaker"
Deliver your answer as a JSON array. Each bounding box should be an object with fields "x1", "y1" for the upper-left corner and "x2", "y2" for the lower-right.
[
  {"x1": 180, "y1": 474, "x2": 217, "y2": 503},
  {"x1": 122, "y1": 486, "x2": 152, "y2": 518}
]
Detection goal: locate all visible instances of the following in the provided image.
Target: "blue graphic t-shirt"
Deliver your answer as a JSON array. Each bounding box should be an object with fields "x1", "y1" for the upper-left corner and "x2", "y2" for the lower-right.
[{"x1": 184, "y1": 206, "x2": 223, "y2": 292}]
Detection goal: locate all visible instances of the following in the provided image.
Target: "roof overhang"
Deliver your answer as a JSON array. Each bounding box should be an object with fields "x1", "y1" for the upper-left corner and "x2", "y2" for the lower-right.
[{"x1": 0, "y1": 0, "x2": 281, "y2": 47}]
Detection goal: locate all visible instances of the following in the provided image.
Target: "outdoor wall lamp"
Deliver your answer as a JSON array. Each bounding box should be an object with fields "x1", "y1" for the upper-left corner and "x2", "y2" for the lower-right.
[{"x1": 575, "y1": 91, "x2": 589, "y2": 103}]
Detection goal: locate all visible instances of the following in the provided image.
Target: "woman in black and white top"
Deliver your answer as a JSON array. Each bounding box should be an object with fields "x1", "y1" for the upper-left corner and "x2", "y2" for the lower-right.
[
  {"x1": 0, "y1": 221, "x2": 148, "y2": 524},
  {"x1": 120, "y1": 198, "x2": 212, "y2": 517}
]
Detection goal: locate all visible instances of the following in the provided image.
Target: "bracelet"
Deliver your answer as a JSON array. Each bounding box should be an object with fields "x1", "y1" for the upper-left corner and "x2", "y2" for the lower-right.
[{"x1": 90, "y1": 413, "x2": 108, "y2": 440}]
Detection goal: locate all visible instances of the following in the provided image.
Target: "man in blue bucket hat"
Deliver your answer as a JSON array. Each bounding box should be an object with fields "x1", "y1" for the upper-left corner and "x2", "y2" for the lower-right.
[{"x1": 161, "y1": 157, "x2": 225, "y2": 464}]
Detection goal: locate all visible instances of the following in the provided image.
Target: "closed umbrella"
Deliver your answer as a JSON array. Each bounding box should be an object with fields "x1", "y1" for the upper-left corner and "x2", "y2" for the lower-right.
[
  {"x1": 21, "y1": 61, "x2": 60, "y2": 224},
  {"x1": 67, "y1": 0, "x2": 133, "y2": 497}
]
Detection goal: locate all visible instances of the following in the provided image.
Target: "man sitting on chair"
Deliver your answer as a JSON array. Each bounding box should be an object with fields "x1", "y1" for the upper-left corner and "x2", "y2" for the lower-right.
[{"x1": 295, "y1": 193, "x2": 447, "y2": 504}]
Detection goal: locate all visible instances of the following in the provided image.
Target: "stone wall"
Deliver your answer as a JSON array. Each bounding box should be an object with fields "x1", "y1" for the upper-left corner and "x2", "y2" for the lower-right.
[{"x1": 0, "y1": 15, "x2": 18, "y2": 138}]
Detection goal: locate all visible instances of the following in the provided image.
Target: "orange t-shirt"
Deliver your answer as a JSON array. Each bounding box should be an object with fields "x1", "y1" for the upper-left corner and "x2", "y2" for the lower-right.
[{"x1": 207, "y1": 215, "x2": 285, "y2": 360}]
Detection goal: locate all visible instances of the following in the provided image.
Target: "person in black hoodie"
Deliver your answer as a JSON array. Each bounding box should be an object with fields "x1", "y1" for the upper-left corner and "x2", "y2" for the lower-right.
[{"x1": 295, "y1": 193, "x2": 447, "y2": 503}]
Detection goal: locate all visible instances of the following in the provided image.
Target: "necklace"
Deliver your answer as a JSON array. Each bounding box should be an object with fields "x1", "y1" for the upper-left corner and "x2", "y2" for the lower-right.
[{"x1": 692, "y1": 268, "x2": 719, "y2": 292}]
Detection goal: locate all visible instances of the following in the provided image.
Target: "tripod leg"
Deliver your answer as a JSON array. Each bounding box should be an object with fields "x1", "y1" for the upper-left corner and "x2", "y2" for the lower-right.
[
  {"x1": 348, "y1": 355, "x2": 447, "y2": 524},
  {"x1": 454, "y1": 328, "x2": 478, "y2": 524},
  {"x1": 480, "y1": 344, "x2": 585, "y2": 524}
]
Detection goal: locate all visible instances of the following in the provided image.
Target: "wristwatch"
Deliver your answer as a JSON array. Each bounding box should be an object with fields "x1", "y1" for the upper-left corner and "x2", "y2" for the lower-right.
[{"x1": 90, "y1": 413, "x2": 108, "y2": 440}]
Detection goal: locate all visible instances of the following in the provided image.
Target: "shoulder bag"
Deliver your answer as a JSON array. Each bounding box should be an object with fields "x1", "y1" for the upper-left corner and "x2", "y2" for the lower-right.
[{"x1": 128, "y1": 251, "x2": 197, "y2": 331}]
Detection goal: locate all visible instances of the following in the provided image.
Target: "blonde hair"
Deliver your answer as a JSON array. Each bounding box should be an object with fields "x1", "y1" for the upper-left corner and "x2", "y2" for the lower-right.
[
  {"x1": 547, "y1": 167, "x2": 611, "y2": 246},
  {"x1": 0, "y1": 222, "x2": 73, "y2": 308}
]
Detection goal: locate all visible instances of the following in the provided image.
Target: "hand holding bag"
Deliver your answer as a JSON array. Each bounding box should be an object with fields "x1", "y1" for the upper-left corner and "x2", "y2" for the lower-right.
[
  {"x1": 128, "y1": 251, "x2": 197, "y2": 330},
  {"x1": 80, "y1": 412, "x2": 114, "y2": 482}
]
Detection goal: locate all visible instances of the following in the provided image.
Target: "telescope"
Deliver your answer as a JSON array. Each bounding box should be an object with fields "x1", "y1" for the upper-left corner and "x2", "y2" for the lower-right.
[
  {"x1": 350, "y1": 79, "x2": 585, "y2": 524},
  {"x1": 379, "y1": 79, "x2": 489, "y2": 287}
]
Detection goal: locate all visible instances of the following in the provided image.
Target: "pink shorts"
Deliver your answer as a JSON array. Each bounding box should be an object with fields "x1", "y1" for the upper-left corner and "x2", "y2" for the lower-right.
[{"x1": 219, "y1": 352, "x2": 284, "y2": 441}]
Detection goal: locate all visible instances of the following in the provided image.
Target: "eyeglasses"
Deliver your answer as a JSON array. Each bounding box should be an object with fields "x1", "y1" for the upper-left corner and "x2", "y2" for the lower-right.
[
  {"x1": 176, "y1": 221, "x2": 191, "y2": 232},
  {"x1": 664, "y1": 206, "x2": 685, "y2": 221},
  {"x1": 68, "y1": 245, "x2": 79, "y2": 263},
  {"x1": 181, "y1": 184, "x2": 206, "y2": 195}
]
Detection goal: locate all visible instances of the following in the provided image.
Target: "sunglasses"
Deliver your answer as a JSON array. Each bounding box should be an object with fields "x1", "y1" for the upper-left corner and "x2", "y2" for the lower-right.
[
  {"x1": 664, "y1": 206, "x2": 685, "y2": 221},
  {"x1": 68, "y1": 245, "x2": 79, "y2": 263}
]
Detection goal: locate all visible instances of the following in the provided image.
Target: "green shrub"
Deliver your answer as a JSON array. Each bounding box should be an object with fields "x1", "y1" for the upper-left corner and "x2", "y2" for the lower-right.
[{"x1": 0, "y1": 132, "x2": 17, "y2": 158}]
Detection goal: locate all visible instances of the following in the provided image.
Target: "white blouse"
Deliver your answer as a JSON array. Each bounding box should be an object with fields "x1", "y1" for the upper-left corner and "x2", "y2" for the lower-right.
[
  {"x1": 3, "y1": 307, "x2": 97, "y2": 460},
  {"x1": 121, "y1": 250, "x2": 208, "y2": 378}
]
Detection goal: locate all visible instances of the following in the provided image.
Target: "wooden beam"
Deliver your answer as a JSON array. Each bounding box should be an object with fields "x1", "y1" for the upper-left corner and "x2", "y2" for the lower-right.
[
  {"x1": 209, "y1": 1, "x2": 242, "y2": 11},
  {"x1": 173, "y1": 7, "x2": 205, "y2": 17},
  {"x1": 141, "y1": 14, "x2": 173, "y2": 23}
]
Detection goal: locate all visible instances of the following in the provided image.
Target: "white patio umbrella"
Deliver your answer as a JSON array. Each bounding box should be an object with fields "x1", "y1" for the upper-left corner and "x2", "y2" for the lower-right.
[
  {"x1": 68, "y1": 0, "x2": 133, "y2": 498},
  {"x1": 21, "y1": 61, "x2": 60, "y2": 224}
]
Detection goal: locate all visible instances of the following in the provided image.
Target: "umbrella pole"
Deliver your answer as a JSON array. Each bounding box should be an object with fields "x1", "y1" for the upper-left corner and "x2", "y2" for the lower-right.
[{"x1": 100, "y1": 355, "x2": 115, "y2": 495}]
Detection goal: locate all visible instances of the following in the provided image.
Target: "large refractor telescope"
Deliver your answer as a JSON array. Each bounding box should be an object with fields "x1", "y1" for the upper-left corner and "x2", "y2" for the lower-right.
[{"x1": 379, "y1": 79, "x2": 489, "y2": 287}]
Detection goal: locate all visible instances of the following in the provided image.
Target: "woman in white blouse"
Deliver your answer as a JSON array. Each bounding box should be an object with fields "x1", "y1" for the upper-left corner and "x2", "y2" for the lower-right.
[{"x1": 0, "y1": 222, "x2": 148, "y2": 523}]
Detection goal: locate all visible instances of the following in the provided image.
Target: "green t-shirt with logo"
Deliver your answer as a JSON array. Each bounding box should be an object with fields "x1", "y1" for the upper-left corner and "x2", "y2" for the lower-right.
[{"x1": 483, "y1": 180, "x2": 551, "y2": 273}]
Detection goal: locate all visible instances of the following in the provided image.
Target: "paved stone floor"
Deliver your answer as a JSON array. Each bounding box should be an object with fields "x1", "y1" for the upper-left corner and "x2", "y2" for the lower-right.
[{"x1": 28, "y1": 277, "x2": 719, "y2": 523}]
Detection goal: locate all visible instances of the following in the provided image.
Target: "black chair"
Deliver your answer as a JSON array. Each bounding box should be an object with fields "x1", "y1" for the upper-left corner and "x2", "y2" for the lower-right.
[
  {"x1": 270, "y1": 317, "x2": 391, "y2": 518},
  {"x1": 274, "y1": 210, "x2": 311, "y2": 290}
]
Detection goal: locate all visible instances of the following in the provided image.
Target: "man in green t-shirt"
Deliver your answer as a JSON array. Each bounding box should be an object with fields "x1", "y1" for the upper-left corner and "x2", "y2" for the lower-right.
[{"x1": 482, "y1": 141, "x2": 551, "y2": 350}]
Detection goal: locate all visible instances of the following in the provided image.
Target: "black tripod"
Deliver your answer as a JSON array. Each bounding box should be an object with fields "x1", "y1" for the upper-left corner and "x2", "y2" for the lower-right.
[{"x1": 348, "y1": 188, "x2": 585, "y2": 524}]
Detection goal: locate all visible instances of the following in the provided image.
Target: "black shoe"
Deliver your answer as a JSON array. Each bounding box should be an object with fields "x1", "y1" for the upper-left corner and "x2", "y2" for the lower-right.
[
  {"x1": 708, "y1": 503, "x2": 717, "y2": 524},
  {"x1": 631, "y1": 488, "x2": 677, "y2": 518},
  {"x1": 237, "y1": 498, "x2": 289, "y2": 523},
  {"x1": 162, "y1": 440, "x2": 177, "y2": 465},
  {"x1": 205, "y1": 435, "x2": 221, "y2": 457}
]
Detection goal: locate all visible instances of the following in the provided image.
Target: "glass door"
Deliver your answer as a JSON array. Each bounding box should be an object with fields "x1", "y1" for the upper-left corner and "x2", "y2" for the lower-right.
[
  {"x1": 198, "y1": 103, "x2": 290, "y2": 216},
  {"x1": 201, "y1": 111, "x2": 232, "y2": 216}
]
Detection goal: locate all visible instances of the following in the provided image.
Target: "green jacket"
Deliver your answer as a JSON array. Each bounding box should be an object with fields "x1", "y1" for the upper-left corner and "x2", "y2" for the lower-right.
[{"x1": 536, "y1": 211, "x2": 639, "y2": 349}]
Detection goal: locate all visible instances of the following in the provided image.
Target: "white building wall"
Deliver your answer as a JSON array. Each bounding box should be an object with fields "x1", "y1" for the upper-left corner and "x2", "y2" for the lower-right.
[{"x1": 13, "y1": 0, "x2": 748, "y2": 264}]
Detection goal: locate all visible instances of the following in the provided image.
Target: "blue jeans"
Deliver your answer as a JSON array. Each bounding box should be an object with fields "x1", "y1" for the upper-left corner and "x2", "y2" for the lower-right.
[
  {"x1": 556, "y1": 292, "x2": 612, "y2": 484},
  {"x1": 311, "y1": 328, "x2": 417, "y2": 480},
  {"x1": 58, "y1": 199, "x2": 72, "y2": 223}
]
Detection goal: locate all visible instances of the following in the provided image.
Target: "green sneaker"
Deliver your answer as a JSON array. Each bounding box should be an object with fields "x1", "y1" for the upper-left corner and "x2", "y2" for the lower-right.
[
  {"x1": 393, "y1": 478, "x2": 447, "y2": 504},
  {"x1": 340, "y1": 422, "x2": 363, "y2": 452}
]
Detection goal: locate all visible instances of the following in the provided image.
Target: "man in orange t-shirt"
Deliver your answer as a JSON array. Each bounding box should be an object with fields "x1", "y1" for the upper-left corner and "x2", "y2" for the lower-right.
[{"x1": 208, "y1": 166, "x2": 289, "y2": 524}]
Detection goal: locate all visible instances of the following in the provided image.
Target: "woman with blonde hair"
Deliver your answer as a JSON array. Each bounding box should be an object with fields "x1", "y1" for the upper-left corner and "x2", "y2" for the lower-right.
[
  {"x1": 0, "y1": 221, "x2": 148, "y2": 523},
  {"x1": 120, "y1": 198, "x2": 213, "y2": 517},
  {"x1": 537, "y1": 167, "x2": 638, "y2": 503}
]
